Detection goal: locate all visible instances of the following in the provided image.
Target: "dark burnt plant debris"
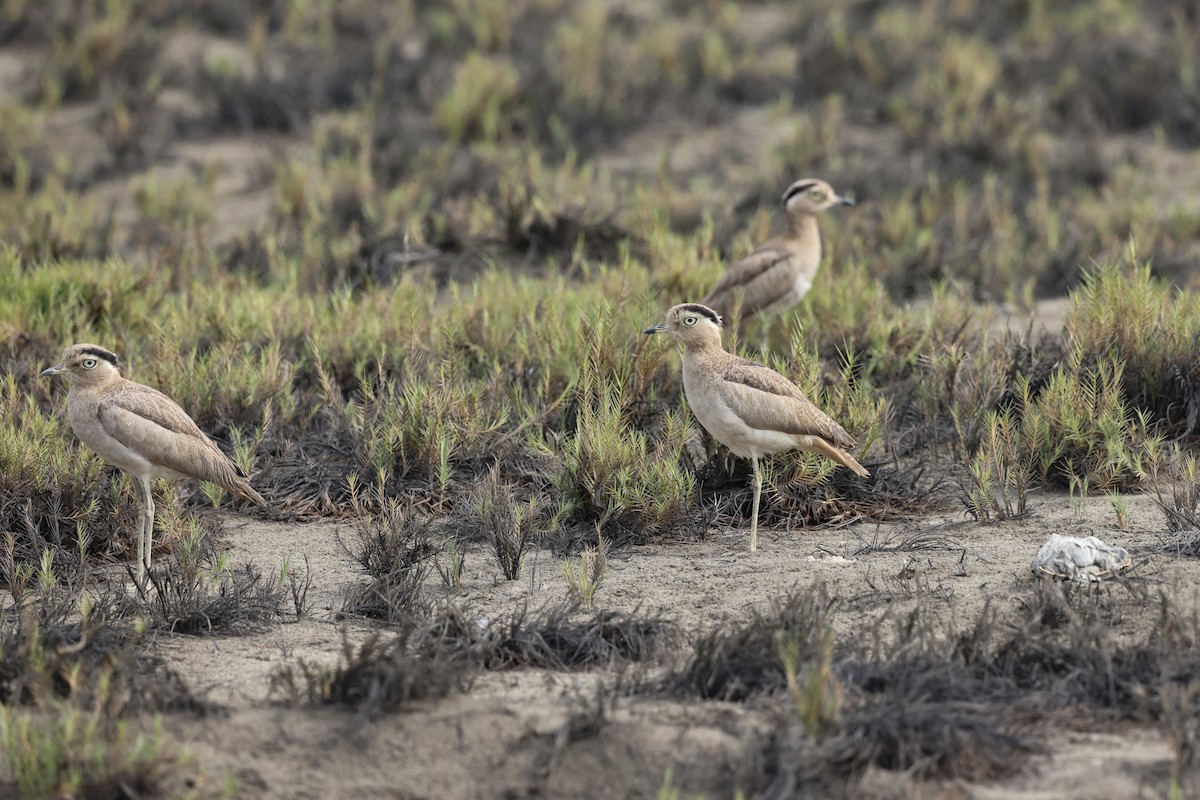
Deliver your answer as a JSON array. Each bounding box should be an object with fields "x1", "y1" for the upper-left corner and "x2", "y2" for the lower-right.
[{"x1": 664, "y1": 580, "x2": 1200, "y2": 794}]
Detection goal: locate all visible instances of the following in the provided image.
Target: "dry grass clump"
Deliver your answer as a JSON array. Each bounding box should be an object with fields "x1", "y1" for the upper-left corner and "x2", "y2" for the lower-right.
[
  {"x1": 270, "y1": 632, "x2": 473, "y2": 718},
  {"x1": 340, "y1": 499, "x2": 438, "y2": 622},
  {"x1": 0, "y1": 575, "x2": 184, "y2": 716},
  {"x1": 668, "y1": 588, "x2": 836, "y2": 702},
  {"x1": 461, "y1": 466, "x2": 542, "y2": 581},
  {"x1": 812, "y1": 696, "x2": 1032, "y2": 784},
  {"x1": 0, "y1": 538, "x2": 211, "y2": 715},
  {"x1": 348, "y1": 360, "x2": 512, "y2": 495},
  {"x1": 143, "y1": 517, "x2": 286, "y2": 636},
  {"x1": 419, "y1": 603, "x2": 667, "y2": 671},
  {"x1": 1147, "y1": 443, "x2": 1200, "y2": 555},
  {"x1": 669, "y1": 579, "x2": 1200, "y2": 793},
  {"x1": 561, "y1": 534, "x2": 608, "y2": 608},
  {"x1": 144, "y1": 560, "x2": 286, "y2": 637},
  {"x1": 271, "y1": 603, "x2": 664, "y2": 716},
  {"x1": 0, "y1": 547, "x2": 214, "y2": 796},
  {"x1": 974, "y1": 580, "x2": 1194, "y2": 720},
  {"x1": 762, "y1": 460, "x2": 949, "y2": 531},
  {"x1": 1162, "y1": 675, "x2": 1200, "y2": 799},
  {"x1": 671, "y1": 585, "x2": 1032, "y2": 788}
]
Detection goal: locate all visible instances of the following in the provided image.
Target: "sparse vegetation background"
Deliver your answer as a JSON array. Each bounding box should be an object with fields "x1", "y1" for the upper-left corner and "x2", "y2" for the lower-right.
[{"x1": 1, "y1": 0, "x2": 1199, "y2": 797}]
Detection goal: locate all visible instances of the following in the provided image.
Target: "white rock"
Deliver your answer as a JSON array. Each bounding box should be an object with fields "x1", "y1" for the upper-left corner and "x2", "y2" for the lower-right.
[{"x1": 1031, "y1": 533, "x2": 1131, "y2": 583}]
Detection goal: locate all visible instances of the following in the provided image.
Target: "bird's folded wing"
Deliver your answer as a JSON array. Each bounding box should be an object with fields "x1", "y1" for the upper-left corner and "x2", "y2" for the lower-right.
[
  {"x1": 719, "y1": 362, "x2": 857, "y2": 448},
  {"x1": 97, "y1": 388, "x2": 245, "y2": 485},
  {"x1": 704, "y1": 246, "x2": 791, "y2": 307}
]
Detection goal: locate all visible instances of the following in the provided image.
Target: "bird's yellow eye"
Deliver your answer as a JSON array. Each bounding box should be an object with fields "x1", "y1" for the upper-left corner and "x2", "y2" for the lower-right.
[
  {"x1": 809, "y1": 189, "x2": 824, "y2": 200},
  {"x1": 683, "y1": 316, "x2": 697, "y2": 327},
  {"x1": 81, "y1": 358, "x2": 97, "y2": 369}
]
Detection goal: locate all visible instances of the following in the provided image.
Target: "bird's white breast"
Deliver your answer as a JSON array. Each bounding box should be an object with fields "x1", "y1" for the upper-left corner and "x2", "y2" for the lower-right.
[{"x1": 759, "y1": 273, "x2": 814, "y2": 318}]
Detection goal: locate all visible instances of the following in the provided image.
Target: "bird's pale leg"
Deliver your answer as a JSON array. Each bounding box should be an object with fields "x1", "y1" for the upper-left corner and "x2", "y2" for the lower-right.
[
  {"x1": 132, "y1": 477, "x2": 147, "y2": 587},
  {"x1": 750, "y1": 456, "x2": 761, "y2": 552},
  {"x1": 140, "y1": 476, "x2": 155, "y2": 585}
]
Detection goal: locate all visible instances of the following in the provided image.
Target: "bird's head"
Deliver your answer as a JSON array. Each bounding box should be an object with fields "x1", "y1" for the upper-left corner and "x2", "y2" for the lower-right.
[
  {"x1": 644, "y1": 303, "x2": 724, "y2": 347},
  {"x1": 42, "y1": 343, "x2": 121, "y2": 386},
  {"x1": 782, "y1": 178, "x2": 854, "y2": 216}
]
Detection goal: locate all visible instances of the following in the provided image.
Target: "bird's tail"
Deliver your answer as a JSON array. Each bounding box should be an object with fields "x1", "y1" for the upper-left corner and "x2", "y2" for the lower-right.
[
  {"x1": 837, "y1": 451, "x2": 870, "y2": 478},
  {"x1": 223, "y1": 458, "x2": 268, "y2": 505},
  {"x1": 197, "y1": 450, "x2": 269, "y2": 507},
  {"x1": 230, "y1": 477, "x2": 267, "y2": 506},
  {"x1": 812, "y1": 439, "x2": 870, "y2": 477}
]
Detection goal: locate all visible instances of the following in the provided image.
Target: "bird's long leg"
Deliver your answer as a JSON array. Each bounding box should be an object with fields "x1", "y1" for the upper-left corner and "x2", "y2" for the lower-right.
[
  {"x1": 132, "y1": 477, "x2": 147, "y2": 588},
  {"x1": 750, "y1": 456, "x2": 761, "y2": 552},
  {"x1": 140, "y1": 476, "x2": 155, "y2": 586}
]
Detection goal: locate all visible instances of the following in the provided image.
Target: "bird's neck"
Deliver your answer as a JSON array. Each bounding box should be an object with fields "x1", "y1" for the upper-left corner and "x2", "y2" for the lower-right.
[
  {"x1": 71, "y1": 375, "x2": 122, "y2": 393},
  {"x1": 683, "y1": 338, "x2": 725, "y2": 357},
  {"x1": 786, "y1": 213, "x2": 820, "y2": 243}
]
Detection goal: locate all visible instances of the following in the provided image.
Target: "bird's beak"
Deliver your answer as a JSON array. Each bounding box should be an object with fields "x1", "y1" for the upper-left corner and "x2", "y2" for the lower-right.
[
  {"x1": 41, "y1": 364, "x2": 65, "y2": 377},
  {"x1": 837, "y1": 195, "x2": 855, "y2": 206},
  {"x1": 644, "y1": 322, "x2": 666, "y2": 335}
]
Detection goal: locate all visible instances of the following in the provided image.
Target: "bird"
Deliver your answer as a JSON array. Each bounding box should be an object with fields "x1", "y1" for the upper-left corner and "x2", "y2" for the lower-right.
[
  {"x1": 42, "y1": 343, "x2": 265, "y2": 584},
  {"x1": 702, "y1": 178, "x2": 854, "y2": 324},
  {"x1": 644, "y1": 304, "x2": 868, "y2": 551}
]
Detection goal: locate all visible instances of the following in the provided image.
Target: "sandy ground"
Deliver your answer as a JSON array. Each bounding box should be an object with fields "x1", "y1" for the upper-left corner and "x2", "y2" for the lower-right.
[{"x1": 149, "y1": 489, "x2": 1196, "y2": 799}]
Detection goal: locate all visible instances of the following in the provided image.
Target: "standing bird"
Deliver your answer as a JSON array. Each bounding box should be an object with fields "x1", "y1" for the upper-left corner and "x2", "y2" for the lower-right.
[
  {"x1": 42, "y1": 344, "x2": 265, "y2": 584},
  {"x1": 702, "y1": 178, "x2": 854, "y2": 323},
  {"x1": 645, "y1": 304, "x2": 868, "y2": 551}
]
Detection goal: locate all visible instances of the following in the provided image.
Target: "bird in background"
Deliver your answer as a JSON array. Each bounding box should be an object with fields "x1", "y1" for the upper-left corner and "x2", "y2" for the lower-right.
[
  {"x1": 42, "y1": 343, "x2": 265, "y2": 585},
  {"x1": 645, "y1": 303, "x2": 868, "y2": 551},
  {"x1": 702, "y1": 178, "x2": 854, "y2": 324}
]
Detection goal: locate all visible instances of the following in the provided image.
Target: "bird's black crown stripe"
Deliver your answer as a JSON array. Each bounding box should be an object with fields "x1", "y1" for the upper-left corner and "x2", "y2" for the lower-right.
[
  {"x1": 678, "y1": 304, "x2": 722, "y2": 327},
  {"x1": 783, "y1": 180, "x2": 818, "y2": 203},
  {"x1": 79, "y1": 346, "x2": 118, "y2": 366}
]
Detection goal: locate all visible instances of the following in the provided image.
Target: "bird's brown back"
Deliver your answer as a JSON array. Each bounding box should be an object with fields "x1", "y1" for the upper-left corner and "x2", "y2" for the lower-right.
[
  {"x1": 684, "y1": 345, "x2": 857, "y2": 448},
  {"x1": 77, "y1": 378, "x2": 266, "y2": 504}
]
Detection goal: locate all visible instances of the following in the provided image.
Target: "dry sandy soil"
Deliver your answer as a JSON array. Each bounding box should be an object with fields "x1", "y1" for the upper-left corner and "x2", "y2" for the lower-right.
[{"x1": 149, "y1": 489, "x2": 1195, "y2": 800}]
